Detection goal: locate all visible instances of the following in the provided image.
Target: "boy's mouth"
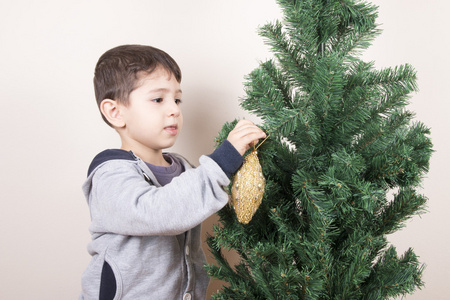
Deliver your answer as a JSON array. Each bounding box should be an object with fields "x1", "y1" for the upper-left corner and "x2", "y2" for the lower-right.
[{"x1": 164, "y1": 124, "x2": 178, "y2": 135}]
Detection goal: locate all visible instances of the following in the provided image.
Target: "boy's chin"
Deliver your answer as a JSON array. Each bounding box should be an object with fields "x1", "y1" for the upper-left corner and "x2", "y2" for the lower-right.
[{"x1": 162, "y1": 139, "x2": 178, "y2": 150}]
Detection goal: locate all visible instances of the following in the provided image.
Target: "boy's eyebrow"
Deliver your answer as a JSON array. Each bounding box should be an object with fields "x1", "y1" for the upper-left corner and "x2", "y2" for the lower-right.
[{"x1": 148, "y1": 88, "x2": 182, "y2": 94}]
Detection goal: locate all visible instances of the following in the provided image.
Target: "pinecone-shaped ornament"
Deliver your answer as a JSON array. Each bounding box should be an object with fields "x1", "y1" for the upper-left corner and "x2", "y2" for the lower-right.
[{"x1": 231, "y1": 149, "x2": 265, "y2": 224}]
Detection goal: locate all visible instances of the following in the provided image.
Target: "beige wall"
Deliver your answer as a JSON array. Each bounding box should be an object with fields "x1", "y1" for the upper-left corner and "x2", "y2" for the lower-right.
[{"x1": 0, "y1": 0, "x2": 448, "y2": 299}]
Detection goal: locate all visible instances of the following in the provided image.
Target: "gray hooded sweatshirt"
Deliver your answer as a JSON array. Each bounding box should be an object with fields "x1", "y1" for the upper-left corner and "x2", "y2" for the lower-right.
[{"x1": 80, "y1": 141, "x2": 243, "y2": 300}]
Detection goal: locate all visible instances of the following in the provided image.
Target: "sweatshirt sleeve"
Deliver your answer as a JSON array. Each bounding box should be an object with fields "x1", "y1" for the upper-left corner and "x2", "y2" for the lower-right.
[{"x1": 86, "y1": 155, "x2": 231, "y2": 236}]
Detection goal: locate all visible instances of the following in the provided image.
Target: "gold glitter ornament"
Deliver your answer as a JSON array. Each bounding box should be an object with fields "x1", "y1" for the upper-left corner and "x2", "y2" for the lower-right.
[{"x1": 231, "y1": 149, "x2": 266, "y2": 224}]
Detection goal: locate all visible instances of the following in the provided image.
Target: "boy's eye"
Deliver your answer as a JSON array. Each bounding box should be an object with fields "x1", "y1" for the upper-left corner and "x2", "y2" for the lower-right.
[
  {"x1": 175, "y1": 99, "x2": 182, "y2": 105},
  {"x1": 152, "y1": 98, "x2": 163, "y2": 103}
]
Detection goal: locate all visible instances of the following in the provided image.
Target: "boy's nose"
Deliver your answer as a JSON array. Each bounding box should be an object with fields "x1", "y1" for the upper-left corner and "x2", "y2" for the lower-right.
[{"x1": 168, "y1": 100, "x2": 181, "y2": 117}]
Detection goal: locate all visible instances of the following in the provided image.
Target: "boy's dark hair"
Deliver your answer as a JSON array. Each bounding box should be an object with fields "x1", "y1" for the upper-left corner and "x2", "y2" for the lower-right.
[{"x1": 94, "y1": 44, "x2": 182, "y2": 126}]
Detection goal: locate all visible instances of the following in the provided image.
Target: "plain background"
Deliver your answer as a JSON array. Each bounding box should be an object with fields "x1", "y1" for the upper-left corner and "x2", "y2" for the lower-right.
[{"x1": 0, "y1": 0, "x2": 448, "y2": 299}]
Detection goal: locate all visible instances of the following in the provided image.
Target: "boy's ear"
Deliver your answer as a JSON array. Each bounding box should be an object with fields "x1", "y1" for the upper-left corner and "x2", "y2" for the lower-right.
[{"x1": 100, "y1": 99, "x2": 126, "y2": 128}]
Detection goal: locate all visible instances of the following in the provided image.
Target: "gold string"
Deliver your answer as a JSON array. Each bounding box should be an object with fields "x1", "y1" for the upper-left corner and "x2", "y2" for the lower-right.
[{"x1": 255, "y1": 132, "x2": 271, "y2": 150}]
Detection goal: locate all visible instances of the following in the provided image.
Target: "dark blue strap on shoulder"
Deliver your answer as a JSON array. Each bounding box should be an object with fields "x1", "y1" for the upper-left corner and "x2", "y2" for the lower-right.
[{"x1": 87, "y1": 149, "x2": 135, "y2": 177}]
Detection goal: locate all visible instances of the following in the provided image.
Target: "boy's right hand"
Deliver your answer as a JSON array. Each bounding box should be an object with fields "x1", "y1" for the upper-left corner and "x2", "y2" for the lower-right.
[{"x1": 227, "y1": 120, "x2": 267, "y2": 156}]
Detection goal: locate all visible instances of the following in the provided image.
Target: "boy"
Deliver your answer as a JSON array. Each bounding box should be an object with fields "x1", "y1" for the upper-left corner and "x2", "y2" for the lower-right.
[{"x1": 80, "y1": 44, "x2": 266, "y2": 300}]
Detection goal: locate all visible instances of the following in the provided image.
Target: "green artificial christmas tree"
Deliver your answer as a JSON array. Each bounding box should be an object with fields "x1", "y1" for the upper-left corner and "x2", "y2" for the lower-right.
[{"x1": 206, "y1": 0, "x2": 433, "y2": 299}]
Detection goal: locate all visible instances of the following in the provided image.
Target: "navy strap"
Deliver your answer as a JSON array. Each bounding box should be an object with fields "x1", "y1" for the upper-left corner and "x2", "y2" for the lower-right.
[{"x1": 87, "y1": 149, "x2": 135, "y2": 176}]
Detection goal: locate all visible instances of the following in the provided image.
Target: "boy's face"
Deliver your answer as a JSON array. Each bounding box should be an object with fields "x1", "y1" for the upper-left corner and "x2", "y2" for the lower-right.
[{"x1": 119, "y1": 67, "x2": 183, "y2": 159}]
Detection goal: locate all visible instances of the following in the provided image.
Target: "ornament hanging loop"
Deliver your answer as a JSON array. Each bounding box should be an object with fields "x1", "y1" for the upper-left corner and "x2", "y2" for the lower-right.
[{"x1": 255, "y1": 132, "x2": 270, "y2": 151}]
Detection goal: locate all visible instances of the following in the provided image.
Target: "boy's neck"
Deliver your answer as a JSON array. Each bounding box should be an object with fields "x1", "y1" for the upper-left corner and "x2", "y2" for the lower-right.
[{"x1": 121, "y1": 143, "x2": 170, "y2": 167}]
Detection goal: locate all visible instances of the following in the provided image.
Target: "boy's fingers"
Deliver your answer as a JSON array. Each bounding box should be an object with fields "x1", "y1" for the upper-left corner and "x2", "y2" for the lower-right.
[
  {"x1": 235, "y1": 119, "x2": 253, "y2": 127},
  {"x1": 234, "y1": 120, "x2": 262, "y2": 132},
  {"x1": 233, "y1": 121, "x2": 266, "y2": 137},
  {"x1": 232, "y1": 124, "x2": 256, "y2": 135},
  {"x1": 245, "y1": 129, "x2": 267, "y2": 142},
  {"x1": 227, "y1": 120, "x2": 266, "y2": 155},
  {"x1": 241, "y1": 132, "x2": 266, "y2": 150}
]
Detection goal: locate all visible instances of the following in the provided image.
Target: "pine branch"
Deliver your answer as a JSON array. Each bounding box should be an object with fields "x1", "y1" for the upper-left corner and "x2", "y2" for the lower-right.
[
  {"x1": 375, "y1": 188, "x2": 427, "y2": 235},
  {"x1": 361, "y1": 246, "x2": 425, "y2": 298},
  {"x1": 259, "y1": 20, "x2": 311, "y2": 89},
  {"x1": 354, "y1": 110, "x2": 415, "y2": 156},
  {"x1": 307, "y1": 54, "x2": 346, "y2": 144},
  {"x1": 242, "y1": 65, "x2": 305, "y2": 137},
  {"x1": 242, "y1": 61, "x2": 295, "y2": 114},
  {"x1": 205, "y1": 233, "x2": 238, "y2": 282},
  {"x1": 362, "y1": 119, "x2": 432, "y2": 188},
  {"x1": 277, "y1": 0, "x2": 322, "y2": 57},
  {"x1": 260, "y1": 60, "x2": 298, "y2": 109}
]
